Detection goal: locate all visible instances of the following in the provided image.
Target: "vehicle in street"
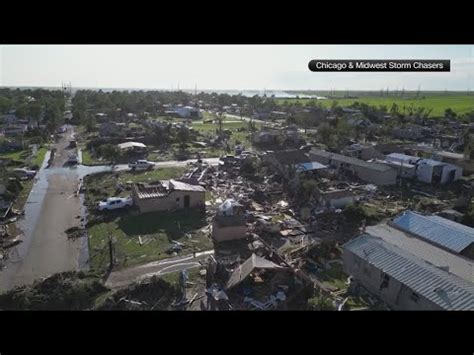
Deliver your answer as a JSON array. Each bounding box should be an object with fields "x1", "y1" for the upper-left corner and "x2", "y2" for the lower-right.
[
  {"x1": 128, "y1": 160, "x2": 154, "y2": 171},
  {"x1": 97, "y1": 197, "x2": 134, "y2": 211},
  {"x1": 12, "y1": 168, "x2": 37, "y2": 180},
  {"x1": 67, "y1": 154, "x2": 79, "y2": 165}
]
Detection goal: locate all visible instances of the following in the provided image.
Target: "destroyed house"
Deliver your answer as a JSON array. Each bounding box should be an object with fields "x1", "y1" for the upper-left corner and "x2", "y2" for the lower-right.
[
  {"x1": 343, "y1": 144, "x2": 381, "y2": 161},
  {"x1": 226, "y1": 253, "x2": 285, "y2": 290},
  {"x1": 252, "y1": 126, "x2": 301, "y2": 146},
  {"x1": 263, "y1": 150, "x2": 326, "y2": 178},
  {"x1": 415, "y1": 158, "x2": 462, "y2": 184},
  {"x1": 382, "y1": 153, "x2": 463, "y2": 184},
  {"x1": 389, "y1": 210, "x2": 474, "y2": 260},
  {"x1": 212, "y1": 199, "x2": 247, "y2": 242},
  {"x1": 309, "y1": 150, "x2": 397, "y2": 185},
  {"x1": 174, "y1": 106, "x2": 202, "y2": 119},
  {"x1": 132, "y1": 179, "x2": 206, "y2": 213},
  {"x1": 316, "y1": 188, "x2": 360, "y2": 209},
  {"x1": 378, "y1": 153, "x2": 419, "y2": 179},
  {"x1": 224, "y1": 253, "x2": 297, "y2": 310},
  {"x1": 343, "y1": 234, "x2": 474, "y2": 310},
  {"x1": 99, "y1": 121, "x2": 126, "y2": 137}
]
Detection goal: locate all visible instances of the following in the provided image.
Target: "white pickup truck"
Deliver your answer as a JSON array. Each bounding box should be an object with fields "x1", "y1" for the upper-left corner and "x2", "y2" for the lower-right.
[{"x1": 98, "y1": 197, "x2": 134, "y2": 211}]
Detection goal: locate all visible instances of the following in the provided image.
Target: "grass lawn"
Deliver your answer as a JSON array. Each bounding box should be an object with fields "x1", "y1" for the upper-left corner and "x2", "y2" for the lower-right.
[
  {"x1": 88, "y1": 209, "x2": 212, "y2": 272},
  {"x1": 192, "y1": 119, "x2": 261, "y2": 152},
  {"x1": 317, "y1": 262, "x2": 348, "y2": 291},
  {"x1": 276, "y1": 95, "x2": 474, "y2": 117},
  {"x1": 80, "y1": 148, "x2": 104, "y2": 165},
  {"x1": 13, "y1": 179, "x2": 34, "y2": 210},
  {"x1": 0, "y1": 149, "x2": 30, "y2": 163},
  {"x1": 159, "y1": 266, "x2": 203, "y2": 286},
  {"x1": 32, "y1": 147, "x2": 47, "y2": 167}
]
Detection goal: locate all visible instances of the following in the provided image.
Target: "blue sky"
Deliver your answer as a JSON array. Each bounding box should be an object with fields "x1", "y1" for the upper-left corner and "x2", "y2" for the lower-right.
[{"x1": 1, "y1": 45, "x2": 473, "y2": 91}]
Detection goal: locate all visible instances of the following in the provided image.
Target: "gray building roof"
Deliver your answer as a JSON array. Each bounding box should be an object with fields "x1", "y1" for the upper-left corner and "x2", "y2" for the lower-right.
[
  {"x1": 391, "y1": 210, "x2": 474, "y2": 253},
  {"x1": 226, "y1": 254, "x2": 284, "y2": 290},
  {"x1": 344, "y1": 235, "x2": 474, "y2": 310},
  {"x1": 309, "y1": 150, "x2": 393, "y2": 173},
  {"x1": 366, "y1": 224, "x2": 474, "y2": 283}
]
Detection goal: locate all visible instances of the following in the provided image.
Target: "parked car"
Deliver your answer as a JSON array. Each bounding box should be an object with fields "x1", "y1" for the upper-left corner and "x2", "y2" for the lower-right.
[
  {"x1": 12, "y1": 168, "x2": 37, "y2": 180},
  {"x1": 128, "y1": 160, "x2": 154, "y2": 171},
  {"x1": 97, "y1": 197, "x2": 133, "y2": 211},
  {"x1": 68, "y1": 154, "x2": 79, "y2": 165}
]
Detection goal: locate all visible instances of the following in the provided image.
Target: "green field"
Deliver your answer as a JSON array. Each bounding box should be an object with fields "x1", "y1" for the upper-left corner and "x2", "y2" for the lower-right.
[{"x1": 276, "y1": 95, "x2": 474, "y2": 117}]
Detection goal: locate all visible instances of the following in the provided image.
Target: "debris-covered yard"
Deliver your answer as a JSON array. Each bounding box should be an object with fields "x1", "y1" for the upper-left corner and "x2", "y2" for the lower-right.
[{"x1": 88, "y1": 209, "x2": 212, "y2": 272}]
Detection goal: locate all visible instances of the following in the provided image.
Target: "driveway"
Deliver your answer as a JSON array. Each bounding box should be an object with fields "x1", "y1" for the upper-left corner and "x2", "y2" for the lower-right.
[{"x1": 105, "y1": 250, "x2": 214, "y2": 289}]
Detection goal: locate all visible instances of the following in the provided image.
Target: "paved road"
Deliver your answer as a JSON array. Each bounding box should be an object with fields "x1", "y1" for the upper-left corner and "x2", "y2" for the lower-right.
[
  {"x1": 105, "y1": 250, "x2": 214, "y2": 289},
  {"x1": 225, "y1": 113, "x2": 267, "y2": 125},
  {"x1": 0, "y1": 129, "x2": 219, "y2": 293},
  {"x1": 0, "y1": 126, "x2": 86, "y2": 293}
]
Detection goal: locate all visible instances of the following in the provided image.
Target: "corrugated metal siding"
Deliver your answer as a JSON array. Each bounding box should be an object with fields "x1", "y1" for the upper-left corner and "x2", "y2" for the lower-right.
[
  {"x1": 392, "y1": 211, "x2": 474, "y2": 253},
  {"x1": 344, "y1": 235, "x2": 474, "y2": 310}
]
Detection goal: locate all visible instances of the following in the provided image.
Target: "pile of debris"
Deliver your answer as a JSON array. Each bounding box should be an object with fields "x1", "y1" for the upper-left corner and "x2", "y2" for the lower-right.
[
  {"x1": 0, "y1": 271, "x2": 108, "y2": 310},
  {"x1": 96, "y1": 275, "x2": 178, "y2": 310},
  {"x1": 0, "y1": 224, "x2": 22, "y2": 250},
  {"x1": 65, "y1": 226, "x2": 87, "y2": 240}
]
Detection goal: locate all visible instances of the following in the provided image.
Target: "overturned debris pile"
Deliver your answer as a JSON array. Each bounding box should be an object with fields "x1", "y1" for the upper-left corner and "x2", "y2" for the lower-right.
[
  {"x1": 96, "y1": 276, "x2": 178, "y2": 310},
  {"x1": 0, "y1": 272, "x2": 108, "y2": 310}
]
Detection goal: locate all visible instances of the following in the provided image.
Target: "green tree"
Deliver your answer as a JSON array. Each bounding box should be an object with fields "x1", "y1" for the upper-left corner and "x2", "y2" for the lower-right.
[
  {"x1": 97, "y1": 144, "x2": 121, "y2": 163},
  {"x1": 0, "y1": 96, "x2": 12, "y2": 114},
  {"x1": 444, "y1": 108, "x2": 457, "y2": 119},
  {"x1": 27, "y1": 101, "x2": 43, "y2": 126},
  {"x1": 84, "y1": 113, "x2": 97, "y2": 132},
  {"x1": 176, "y1": 126, "x2": 190, "y2": 149},
  {"x1": 299, "y1": 178, "x2": 319, "y2": 203}
]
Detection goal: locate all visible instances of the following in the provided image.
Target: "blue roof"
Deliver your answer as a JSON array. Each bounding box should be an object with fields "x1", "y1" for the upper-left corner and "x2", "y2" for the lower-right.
[
  {"x1": 344, "y1": 234, "x2": 474, "y2": 310},
  {"x1": 391, "y1": 211, "x2": 474, "y2": 253}
]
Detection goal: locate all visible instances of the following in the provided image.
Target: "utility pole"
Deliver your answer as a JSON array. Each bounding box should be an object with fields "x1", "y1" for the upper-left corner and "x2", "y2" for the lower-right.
[{"x1": 108, "y1": 234, "x2": 115, "y2": 271}]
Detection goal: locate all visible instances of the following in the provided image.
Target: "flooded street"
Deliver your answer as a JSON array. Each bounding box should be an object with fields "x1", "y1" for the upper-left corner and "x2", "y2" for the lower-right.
[
  {"x1": 0, "y1": 126, "x2": 111, "y2": 293},
  {"x1": 0, "y1": 124, "x2": 220, "y2": 293}
]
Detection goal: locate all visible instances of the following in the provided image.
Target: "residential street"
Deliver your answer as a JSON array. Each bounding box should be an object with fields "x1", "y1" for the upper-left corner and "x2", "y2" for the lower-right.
[
  {"x1": 0, "y1": 126, "x2": 219, "y2": 293},
  {"x1": 0, "y1": 126, "x2": 86, "y2": 292}
]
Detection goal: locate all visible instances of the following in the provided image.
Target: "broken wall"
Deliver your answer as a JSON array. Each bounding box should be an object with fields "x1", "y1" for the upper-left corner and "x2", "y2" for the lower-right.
[{"x1": 134, "y1": 190, "x2": 205, "y2": 213}]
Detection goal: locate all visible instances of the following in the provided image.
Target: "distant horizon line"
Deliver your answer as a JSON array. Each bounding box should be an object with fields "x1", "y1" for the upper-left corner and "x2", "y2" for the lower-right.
[{"x1": 0, "y1": 85, "x2": 472, "y2": 93}]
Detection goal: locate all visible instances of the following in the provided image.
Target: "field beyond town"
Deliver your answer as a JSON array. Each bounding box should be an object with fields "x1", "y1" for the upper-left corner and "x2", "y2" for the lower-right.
[{"x1": 277, "y1": 95, "x2": 474, "y2": 117}]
